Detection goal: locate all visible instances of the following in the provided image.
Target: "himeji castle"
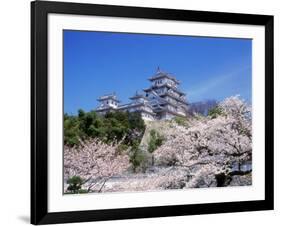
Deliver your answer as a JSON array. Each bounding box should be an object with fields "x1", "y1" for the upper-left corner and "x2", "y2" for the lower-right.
[{"x1": 96, "y1": 68, "x2": 189, "y2": 120}]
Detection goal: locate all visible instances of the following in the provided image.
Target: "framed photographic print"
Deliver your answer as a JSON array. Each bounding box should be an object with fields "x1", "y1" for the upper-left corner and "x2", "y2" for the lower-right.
[{"x1": 31, "y1": 0, "x2": 274, "y2": 224}]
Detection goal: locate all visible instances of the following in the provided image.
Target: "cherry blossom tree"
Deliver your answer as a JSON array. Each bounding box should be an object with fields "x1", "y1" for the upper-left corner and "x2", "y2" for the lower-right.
[
  {"x1": 154, "y1": 95, "x2": 252, "y2": 188},
  {"x1": 64, "y1": 139, "x2": 130, "y2": 192}
]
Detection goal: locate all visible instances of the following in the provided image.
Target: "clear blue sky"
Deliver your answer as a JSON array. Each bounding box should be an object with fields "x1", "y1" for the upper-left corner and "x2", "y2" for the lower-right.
[{"x1": 64, "y1": 30, "x2": 252, "y2": 114}]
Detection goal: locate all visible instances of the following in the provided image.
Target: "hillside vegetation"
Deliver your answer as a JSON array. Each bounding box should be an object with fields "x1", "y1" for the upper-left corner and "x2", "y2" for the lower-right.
[
  {"x1": 64, "y1": 96, "x2": 252, "y2": 194},
  {"x1": 64, "y1": 110, "x2": 145, "y2": 146}
]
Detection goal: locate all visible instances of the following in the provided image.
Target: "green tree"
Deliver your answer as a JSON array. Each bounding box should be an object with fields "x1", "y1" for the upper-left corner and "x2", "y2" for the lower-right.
[
  {"x1": 64, "y1": 110, "x2": 146, "y2": 146},
  {"x1": 148, "y1": 129, "x2": 164, "y2": 153},
  {"x1": 208, "y1": 106, "x2": 224, "y2": 119},
  {"x1": 66, "y1": 176, "x2": 84, "y2": 194},
  {"x1": 64, "y1": 114, "x2": 83, "y2": 146},
  {"x1": 148, "y1": 129, "x2": 165, "y2": 166},
  {"x1": 129, "y1": 141, "x2": 148, "y2": 172},
  {"x1": 128, "y1": 112, "x2": 145, "y2": 131}
]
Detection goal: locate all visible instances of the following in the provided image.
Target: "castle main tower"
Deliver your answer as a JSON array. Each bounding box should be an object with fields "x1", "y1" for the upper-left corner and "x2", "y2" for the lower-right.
[{"x1": 143, "y1": 67, "x2": 188, "y2": 120}]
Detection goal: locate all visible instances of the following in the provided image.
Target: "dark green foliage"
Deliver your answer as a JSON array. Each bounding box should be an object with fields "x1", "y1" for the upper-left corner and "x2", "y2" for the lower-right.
[
  {"x1": 66, "y1": 176, "x2": 84, "y2": 194},
  {"x1": 64, "y1": 114, "x2": 84, "y2": 146},
  {"x1": 127, "y1": 112, "x2": 146, "y2": 131},
  {"x1": 208, "y1": 106, "x2": 224, "y2": 119},
  {"x1": 129, "y1": 141, "x2": 147, "y2": 172},
  {"x1": 64, "y1": 110, "x2": 146, "y2": 146},
  {"x1": 148, "y1": 129, "x2": 165, "y2": 153},
  {"x1": 104, "y1": 111, "x2": 130, "y2": 141}
]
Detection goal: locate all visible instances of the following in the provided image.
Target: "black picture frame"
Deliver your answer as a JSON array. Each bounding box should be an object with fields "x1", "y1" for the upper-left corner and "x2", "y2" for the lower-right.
[{"x1": 31, "y1": 0, "x2": 274, "y2": 224}]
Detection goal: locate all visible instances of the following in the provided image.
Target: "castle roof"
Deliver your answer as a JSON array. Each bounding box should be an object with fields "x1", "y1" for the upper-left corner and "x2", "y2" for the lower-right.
[
  {"x1": 97, "y1": 93, "x2": 120, "y2": 102},
  {"x1": 118, "y1": 103, "x2": 155, "y2": 115},
  {"x1": 159, "y1": 93, "x2": 188, "y2": 105},
  {"x1": 143, "y1": 84, "x2": 186, "y2": 95},
  {"x1": 96, "y1": 106, "x2": 116, "y2": 112},
  {"x1": 148, "y1": 68, "x2": 180, "y2": 84},
  {"x1": 129, "y1": 92, "x2": 149, "y2": 100}
]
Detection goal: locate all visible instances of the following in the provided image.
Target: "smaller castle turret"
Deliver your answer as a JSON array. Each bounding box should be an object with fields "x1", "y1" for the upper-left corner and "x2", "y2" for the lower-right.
[
  {"x1": 117, "y1": 91, "x2": 155, "y2": 121},
  {"x1": 129, "y1": 91, "x2": 149, "y2": 104},
  {"x1": 96, "y1": 93, "x2": 120, "y2": 114}
]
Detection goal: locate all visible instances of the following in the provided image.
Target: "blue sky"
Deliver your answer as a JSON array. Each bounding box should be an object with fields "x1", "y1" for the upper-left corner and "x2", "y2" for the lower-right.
[{"x1": 64, "y1": 30, "x2": 252, "y2": 114}]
